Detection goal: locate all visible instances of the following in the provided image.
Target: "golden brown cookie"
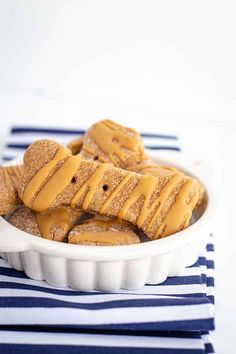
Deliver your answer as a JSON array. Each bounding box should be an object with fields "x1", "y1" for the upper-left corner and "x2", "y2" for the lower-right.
[
  {"x1": 7, "y1": 206, "x2": 41, "y2": 237},
  {"x1": 80, "y1": 119, "x2": 146, "y2": 168},
  {"x1": 129, "y1": 162, "x2": 205, "y2": 207},
  {"x1": 35, "y1": 206, "x2": 82, "y2": 242},
  {"x1": 68, "y1": 215, "x2": 140, "y2": 245},
  {"x1": 7, "y1": 205, "x2": 82, "y2": 242},
  {"x1": 0, "y1": 165, "x2": 23, "y2": 215},
  {"x1": 18, "y1": 139, "x2": 199, "y2": 239}
]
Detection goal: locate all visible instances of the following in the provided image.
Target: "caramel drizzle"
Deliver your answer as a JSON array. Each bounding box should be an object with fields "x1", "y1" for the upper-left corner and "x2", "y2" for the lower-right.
[
  {"x1": 71, "y1": 163, "x2": 110, "y2": 209},
  {"x1": 22, "y1": 147, "x2": 70, "y2": 207},
  {"x1": 99, "y1": 172, "x2": 134, "y2": 213},
  {"x1": 33, "y1": 155, "x2": 82, "y2": 212},
  {"x1": 83, "y1": 218, "x2": 132, "y2": 230},
  {"x1": 87, "y1": 119, "x2": 143, "y2": 164},
  {"x1": 129, "y1": 164, "x2": 177, "y2": 173},
  {"x1": 156, "y1": 179, "x2": 199, "y2": 238},
  {"x1": 69, "y1": 231, "x2": 139, "y2": 245},
  {"x1": 118, "y1": 173, "x2": 183, "y2": 229},
  {"x1": 36, "y1": 206, "x2": 73, "y2": 240}
]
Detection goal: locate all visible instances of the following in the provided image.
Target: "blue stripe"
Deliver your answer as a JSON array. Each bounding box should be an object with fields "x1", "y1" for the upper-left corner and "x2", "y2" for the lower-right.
[
  {"x1": 141, "y1": 133, "x2": 178, "y2": 140},
  {"x1": 0, "y1": 296, "x2": 210, "y2": 310},
  {"x1": 7, "y1": 144, "x2": 29, "y2": 150},
  {"x1": 206, "y1": 244, "x2": 214, "y2": 252},
  {"x1": 198, "y1": 258, "x2": 214, "y2": 269},
  {"x1": 0, "y1": 326, "x2": 202, "y2": 338},
  {"x1": 1, "y1": 157, "x2": 13, "y2": 161},
  {"x1": 207, "y1": 295, "x2": 214, "y2": 305},
  {"x1": 204, "y1": 342, "x2": 214, "y2": 353},
  {"x1": 22, "y1": 319, "x2": 214, "y2": 331},
  {"x1": 159, "y1": 275, "x2": 203, "y2": 286},
  {"x1": 206, "y1": 277, "x2": 214, "y2": 287},
  {"x1": 0, "y1": 344, "x2": 205, "y2": 354},
  {"x1": 11, "y1": 127, "x2": 86, "y2": 135},
  {"x1": 144, "y1": 146, "x2": 181, "y2": 151},
  {"x1": 10, "y1": 127, "x2": 178, "y2": 140}
]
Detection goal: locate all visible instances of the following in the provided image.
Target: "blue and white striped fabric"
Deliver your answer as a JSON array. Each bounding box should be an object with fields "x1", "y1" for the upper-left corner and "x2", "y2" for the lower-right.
[{"x1": 0, "y1": 126, "x2": 215, "y2": 354}]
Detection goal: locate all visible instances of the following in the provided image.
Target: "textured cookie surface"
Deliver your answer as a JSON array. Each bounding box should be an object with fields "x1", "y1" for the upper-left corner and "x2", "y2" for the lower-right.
[
  {"x1": 68, "y1": 215, "x2": 139, "y2": 246},
  {"x1": 0, "y1": 165, "x2": 23, "y2": 215},
  {"x1": 7, "y1": 206, "x2": 41, "y2": 237}
]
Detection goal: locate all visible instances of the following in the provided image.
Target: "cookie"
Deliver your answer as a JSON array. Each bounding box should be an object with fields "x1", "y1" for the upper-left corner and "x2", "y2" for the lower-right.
[
  {"x1": 68, "y1": 215, "x2": 139, "y2": 246},
  {"x1": 0, "y1": 165, "x2": 23, "y2": 215},
  {"x1": 7, "y1": 205, "x2": 82, "y2": 242},
  {"x1": 35, "y1": 206, "x2": 82, "y2": 242},
  {"x1": 18, "y1": 139, "x2": 199, "y2": 239},
  {"x1": 129, "y1": 161, "x2": 205, "y2": 207},
  {"x1": 7, "y1": 206, "x2": 41, "y2": 237},
  {"x1": 80, "y1": 119, "x2": 146, "y2": 168}
]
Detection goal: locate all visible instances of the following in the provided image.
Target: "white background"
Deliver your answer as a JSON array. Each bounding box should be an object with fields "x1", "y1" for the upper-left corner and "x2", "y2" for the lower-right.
[{"x1": 0, "y1": 1, "x2": 236, "y2": 353}]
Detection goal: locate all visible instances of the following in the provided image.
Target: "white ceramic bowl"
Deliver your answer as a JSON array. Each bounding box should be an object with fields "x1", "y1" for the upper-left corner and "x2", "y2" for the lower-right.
[{"x1": 0, "y1": 151, "x2": 216, "y2": 291}]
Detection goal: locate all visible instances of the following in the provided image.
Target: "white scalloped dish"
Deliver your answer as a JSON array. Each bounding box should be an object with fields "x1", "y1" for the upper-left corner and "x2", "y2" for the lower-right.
[{"x1": 0, "y1": 151, "x2": 216, "y2": 291}]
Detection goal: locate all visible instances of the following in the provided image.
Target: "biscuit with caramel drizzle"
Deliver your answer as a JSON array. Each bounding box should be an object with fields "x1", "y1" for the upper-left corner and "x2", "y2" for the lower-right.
[
  {"x1": 18, "y1": 139, "x2": 199, "y2": 239},
  {"x1": 7, "y1": 205, "x2": 82, "y2": 242},
  {"x1": 0, "y1": 165, "x2": 23, "y2": 215},
  {"x1": 68, "y1": 215, "x2": 139, "y2": 245},
  {"x1": 80, "y1": 119, "x2": 146, "y2": 168},
  {"x1": 129, "y1": 161, "x2": 205, "y2": 206}
]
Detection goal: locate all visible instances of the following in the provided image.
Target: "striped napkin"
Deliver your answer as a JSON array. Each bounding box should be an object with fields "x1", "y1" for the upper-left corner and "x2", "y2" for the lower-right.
[{"x1": 0, "y1": 127, "x2": 215, "y2": 354}]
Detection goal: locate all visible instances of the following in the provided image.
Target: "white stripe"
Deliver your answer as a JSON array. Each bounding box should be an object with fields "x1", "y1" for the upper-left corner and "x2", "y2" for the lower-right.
[
  {"x1": 0, "y1": 288, "x2": 199, "y2": 303},
  {"x1": 2, "y1": 148, "x2": 22, "y2": 159},
  {"x1": 0, "y1": 274, "x2": 206, "y2": 295},
  {"x1": 0, "y1": 331, "x2": 203, "y2": 349},
  {"x1": 8, "y1": 132, "x2": 83, "y2": 143},
  {"x1": 142, "y1": 137, "x2": 180, "y2": 147},
  {"x1": 1, "y1": 304, "x2": 213, "y2": 325}
]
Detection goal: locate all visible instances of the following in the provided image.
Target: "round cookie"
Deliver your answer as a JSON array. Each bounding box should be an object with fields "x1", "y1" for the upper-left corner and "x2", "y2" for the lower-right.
[{"x1": 68, "y1": 216, "x2": 140, "y2": 246}]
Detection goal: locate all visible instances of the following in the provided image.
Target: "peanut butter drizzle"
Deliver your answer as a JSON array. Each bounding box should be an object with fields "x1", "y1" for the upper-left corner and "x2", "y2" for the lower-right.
[
  {"x1": 33, "y1": 155, "x2": 82, "y2": 212},
  {"x1": 118, "y1": 173, "x2": 183, "y2": 228},
  {"x1": 129, "y1": 164, "x2": 176, "y2": 172},
  {"x1": 22, "y1": 147, "x2": 70, "y2": 207},
  {"x1": 36, "y1": 206, "x2": 72, "y2": 240},
  {"x1": 156, "y1": 179, "x2": 198, "y2": 238},
  {"x1": 69, "y1": 231, "x2": 139, "y2": 245},
  {"x1": 89, "y1": 120, "x2": 143, "y2": 164},
  {"x1": 71, "y1": 163, "x2": 110, "y2": 209},
  {"x1": 84, "y1": 218, "x2": 129, "y2": 228}
]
